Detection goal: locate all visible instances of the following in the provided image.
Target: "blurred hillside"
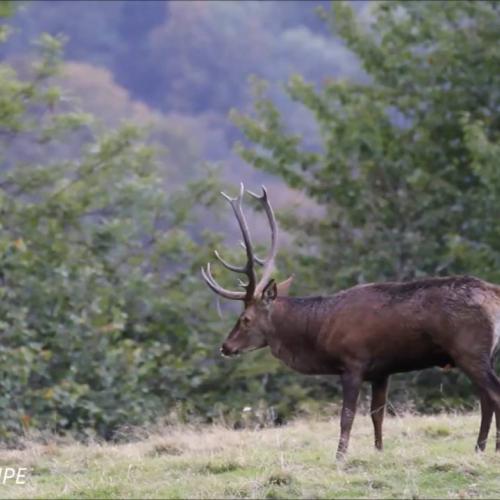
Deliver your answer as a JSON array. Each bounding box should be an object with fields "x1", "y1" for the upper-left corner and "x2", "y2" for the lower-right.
[{"x1": 1, "y1": 1, "x2": 368, "y2": 208}]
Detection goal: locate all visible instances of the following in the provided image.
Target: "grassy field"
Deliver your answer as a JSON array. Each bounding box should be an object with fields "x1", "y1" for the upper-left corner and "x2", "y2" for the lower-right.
[{"x1": 1, "y1": 413, "x2": 500, "y2": 499}]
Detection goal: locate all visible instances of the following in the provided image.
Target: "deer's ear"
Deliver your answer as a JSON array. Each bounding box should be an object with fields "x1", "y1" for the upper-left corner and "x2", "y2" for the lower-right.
[
  {"x1": 276, "y1": 275, "x2": 294, "y2": 297},
  {"x1": 262, "y1": 279, "x2": 277, "y2": 304}
]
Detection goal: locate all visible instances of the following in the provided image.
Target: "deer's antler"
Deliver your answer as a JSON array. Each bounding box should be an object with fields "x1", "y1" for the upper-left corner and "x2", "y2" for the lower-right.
[{"x1": 201, "y1": 182, "x2": 279, "y2": 303}]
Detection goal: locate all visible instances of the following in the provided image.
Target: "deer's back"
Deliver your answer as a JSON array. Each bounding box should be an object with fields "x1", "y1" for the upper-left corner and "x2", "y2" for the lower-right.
[{"x1": 316, "y1": 275, "x2": 500, "y2": 378}]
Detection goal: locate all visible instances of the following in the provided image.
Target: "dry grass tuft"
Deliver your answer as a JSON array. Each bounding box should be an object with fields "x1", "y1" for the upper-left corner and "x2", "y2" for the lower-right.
[
  {"x1": 266, "y1": 470, "x2": 293, "y2": 486},
  {"x1": 147, "y1": 441, "x2": 183, "y2": 457}
]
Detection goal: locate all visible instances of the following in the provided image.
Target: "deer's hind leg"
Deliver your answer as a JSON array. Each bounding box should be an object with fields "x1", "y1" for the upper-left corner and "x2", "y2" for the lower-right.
[
  {"x1": 475, "y1": 356, "x2": 500, "y2": 452},
  {"x1": 454, "y1": 349, "x2": 500, "y2": 452},
  {"x1": 491, "y1": 355, "x2": 500, "y2": 451},
  {"x1": 476, "y1": 390, "x2": 493, "y2": 452},
  {"x1": 494, "y1": 406, "x2": 500, "y2": 452}
]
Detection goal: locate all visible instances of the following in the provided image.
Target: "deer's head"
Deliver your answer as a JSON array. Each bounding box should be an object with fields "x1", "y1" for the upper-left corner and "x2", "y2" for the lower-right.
[{"x1": 201, "y1": 183, "x2": 293, "y2": 357}]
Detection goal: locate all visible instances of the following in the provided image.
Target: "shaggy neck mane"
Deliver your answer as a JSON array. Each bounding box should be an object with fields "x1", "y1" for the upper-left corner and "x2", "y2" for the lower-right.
[{"x1": 271, "y1": 295, "x2": 339, "y2": 333}]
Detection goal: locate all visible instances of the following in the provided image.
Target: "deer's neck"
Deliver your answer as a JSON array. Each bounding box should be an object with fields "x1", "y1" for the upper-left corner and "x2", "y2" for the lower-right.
[{"x1": 267, "y1": 296, "x2": 334, "y2": 374}]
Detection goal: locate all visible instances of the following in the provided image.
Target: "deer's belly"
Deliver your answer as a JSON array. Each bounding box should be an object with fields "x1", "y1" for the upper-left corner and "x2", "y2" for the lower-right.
[
  {"x1": 364, "y1": 350, "x2": 454, "y2": 379},
  {"x1": 269, "y1": 344, "x2": 340, "y2": 375}
]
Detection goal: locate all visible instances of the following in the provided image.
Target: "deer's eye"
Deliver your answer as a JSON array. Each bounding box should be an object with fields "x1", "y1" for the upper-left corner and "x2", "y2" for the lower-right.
[{"x1": 241, "y1": 316, "x2": 250, "y2": 326}]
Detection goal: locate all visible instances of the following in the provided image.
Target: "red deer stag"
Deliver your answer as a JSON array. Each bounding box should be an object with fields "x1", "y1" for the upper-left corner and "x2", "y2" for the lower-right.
[{"x1": 201, "y1": 183, "x2": 500, "y2": 459}]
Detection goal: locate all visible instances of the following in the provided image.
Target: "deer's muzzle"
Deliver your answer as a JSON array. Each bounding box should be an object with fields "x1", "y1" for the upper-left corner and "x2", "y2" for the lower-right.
[{"x1": 220, "y1": 343, "x2": 239, "y2": 357}]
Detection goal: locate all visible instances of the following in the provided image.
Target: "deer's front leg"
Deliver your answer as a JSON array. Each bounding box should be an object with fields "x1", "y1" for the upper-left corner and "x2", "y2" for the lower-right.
[
  {"x1": 371, "y1": 376, "x2": 389, "y2": 451},
  {"x1": 336, "y1": 371, "x2": 362, "y2": 460}
]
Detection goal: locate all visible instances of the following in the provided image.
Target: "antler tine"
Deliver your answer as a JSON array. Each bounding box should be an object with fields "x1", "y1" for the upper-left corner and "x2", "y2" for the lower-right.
[
  {"x1": 220, "y1": 191, "x2": 235, "y2": 202},
  {"x1": 200, "y1": 263, "x2": 246, "y2": 300},
  {"x1": 246, "y1": 185, "x2": 279, "y2": 296},
  {"x1": 214, "y1": 186, "x2": 252, "y2": 274},
  {"x1": 214, "y1": 250, "x2": 246, "y2": 273},
  {"x1": 215, "y1": 296, "x2": 224, "y2": 319},
  {"x1": 221, "y1": 182, "x2": 257, "y2": 301},
  {"x1": 246, "y1": 184, "x2": 268, "y2": 201},
  {"x1": 239, "y1": 241, "x2": 265, "y2": 266},
  {"x1": 220, "y1": 182, "x2": 244, "y2": 203}
]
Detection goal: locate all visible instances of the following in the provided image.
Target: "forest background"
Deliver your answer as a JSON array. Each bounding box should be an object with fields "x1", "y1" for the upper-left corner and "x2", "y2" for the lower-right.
[{"x1": 0, "y1": 0, "x2": 499, "y2": 444}]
